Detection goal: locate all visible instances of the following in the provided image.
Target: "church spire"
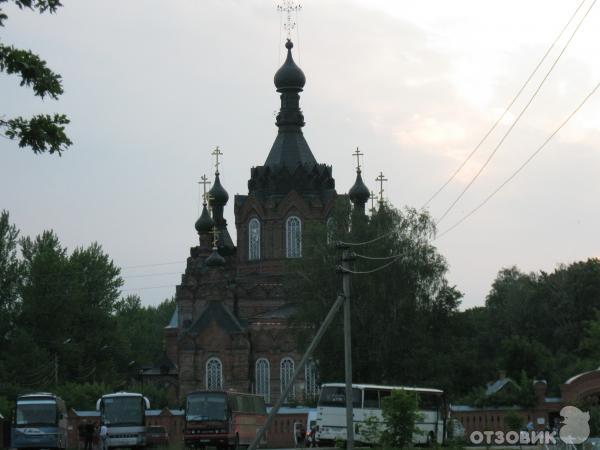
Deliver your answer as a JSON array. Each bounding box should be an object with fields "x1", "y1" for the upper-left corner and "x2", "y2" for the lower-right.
[
  {"x1": 207, "y1": 147, "x2": 235, "y2": 256},
  {"x1": 195, "y1": 174, "x2": 214, "y2": 250},
  {"x1": 264, "y1": 39, "x2": 317, "y2": 172},
  {"x1": 348, "y1": 147, "x2": 370, "y2": 215}
]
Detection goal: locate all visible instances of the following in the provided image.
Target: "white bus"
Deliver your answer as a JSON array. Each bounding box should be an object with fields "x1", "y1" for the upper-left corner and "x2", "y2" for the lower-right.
[
  {"x1": 96, "y1": 392, "x2": 150, "y2": 449},
  {"x1": 316, "y1": 383, "x2": 446, "y2": 446}
]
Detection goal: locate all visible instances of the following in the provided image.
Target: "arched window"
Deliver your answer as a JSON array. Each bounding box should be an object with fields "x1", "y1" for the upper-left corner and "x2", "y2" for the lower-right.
[
  {"x1": 255, "y1": 358, "x2": 270, "y2": 402},
  {"x1": 305, "y1": 360, "x2": 318, "y2": 399},
  {"x1": 326, "y1": 217, "x2": 335, "y2": 245},
  {"x1": 280, "y1": 357, "x2": 295, "y2": 401},
  {"x1": 205, "y1": 357, "x2": 223, "y2": 391},
  {"x1": 286, "y1": 216, "x2": 302, "y2": 258},
  {"x1": 248, "y1": 218, "x2": 261, "y2": 261}
]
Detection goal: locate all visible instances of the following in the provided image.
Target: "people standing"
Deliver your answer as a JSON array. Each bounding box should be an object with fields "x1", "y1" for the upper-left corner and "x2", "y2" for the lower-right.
[
  {"x1": 83, "y1": 420, "x2": 94, "y2": 450},
  {"x1": 99, "y1": 423, "x2": 108, "y2": 450}
]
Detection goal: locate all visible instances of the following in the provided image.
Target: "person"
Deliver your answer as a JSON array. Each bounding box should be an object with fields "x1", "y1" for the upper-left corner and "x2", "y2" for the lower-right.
[
  {"x1": 84, "y1": 420, "x2": 95, "y2": 450},
  {"x1": 99, "y1": 423, "x2": 108, "y2": 450}
]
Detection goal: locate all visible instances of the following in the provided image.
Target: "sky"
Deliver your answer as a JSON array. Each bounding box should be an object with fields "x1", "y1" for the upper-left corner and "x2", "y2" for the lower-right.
[{"x1": 1, "y1": 0, "x2": 599, "y2": 309}]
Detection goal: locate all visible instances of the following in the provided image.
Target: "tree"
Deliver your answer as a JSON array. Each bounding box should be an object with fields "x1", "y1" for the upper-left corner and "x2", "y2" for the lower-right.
[
  {"x1": 0, "y1": 0, "x2": 72, "y2": 154},
  {"x1": 381, "y1": 389, "x2": 422, "y2": 448},
  {"x1": 0, "y1": 210, "x2": 22, "y2": 343},
  {"x1": 291, "y1": 200, "x2": 462, "y2": 391}
]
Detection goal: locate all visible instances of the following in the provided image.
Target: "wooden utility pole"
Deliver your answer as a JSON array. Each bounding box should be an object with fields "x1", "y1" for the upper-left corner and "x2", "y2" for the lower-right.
[{"x1": 342, "y1": 247, "x2": 355, "y2": 450}]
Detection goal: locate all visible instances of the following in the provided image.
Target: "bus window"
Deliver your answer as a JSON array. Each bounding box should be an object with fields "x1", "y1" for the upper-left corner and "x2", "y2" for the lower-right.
[
  {"x1": 379, "y1": 389, "x2": 391, "y2": 404},
  {"x1": 318, "y1": 386, "x2": 361, "y2": 408},
  {"x1": 253, "y1": 396, "x2": 266, "y2": 414},
  {"x1": 363, "y1": 389, "x2": 379, "y2": 409},
  {"x1": 419, "y1": 393, "x2": 440, "y2": 412}
]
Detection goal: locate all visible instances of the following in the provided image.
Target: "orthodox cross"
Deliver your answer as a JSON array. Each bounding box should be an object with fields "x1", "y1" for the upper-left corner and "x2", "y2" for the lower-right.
[
  {"x1": 210, "y1": 226, "x2": 220, "y2": 249},
  {"x1": 198, "y1": 175, "x2": 211, "y2": 205},
  {"x1": 352, "y1": 147, "x2": 363, "y2": 172},
  {"x1": 277, "y1": 0, "x2": 301, "y2": 40},
  {"x1": 212, "y1": 146, "x2": 223, "y2": 174},
  {"x1": 375, "y1": 171, "x2": 388, "y2": 204},
  {"x1": 369, "y1": 191, "x2": 377, "y2": 213}
]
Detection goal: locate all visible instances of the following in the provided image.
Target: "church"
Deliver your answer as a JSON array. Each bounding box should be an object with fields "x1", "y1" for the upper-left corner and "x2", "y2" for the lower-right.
[{"x1": 144, "y1": 38, "x2": 371, "y2": 405}]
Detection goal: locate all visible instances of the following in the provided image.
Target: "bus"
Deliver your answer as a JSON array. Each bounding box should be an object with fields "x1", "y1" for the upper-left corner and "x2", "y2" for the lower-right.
[
  {"x1": 184, "y1": 391, "x2": 267, "y2": 450},
  {"x1": 316, "y1": 383, "x2": 446, "y2": 446},
  {"x1": 96, "y1": 392, "x2": 150, "y2": 449},
  {"x1": 11, "y1": 392, "x2": 68, "y2": 450}
]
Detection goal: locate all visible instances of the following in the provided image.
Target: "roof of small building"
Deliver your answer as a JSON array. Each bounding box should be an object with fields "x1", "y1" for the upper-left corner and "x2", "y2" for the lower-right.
[
  {"x1": 450, "y1": 404, "x2": 523, "y2": 412},
  {"x1": 185, "y1": 300, "x2": 245, "y2": 336},
  {"x1": 485, "y1": 377, "x2": 517, "y2": 396}
]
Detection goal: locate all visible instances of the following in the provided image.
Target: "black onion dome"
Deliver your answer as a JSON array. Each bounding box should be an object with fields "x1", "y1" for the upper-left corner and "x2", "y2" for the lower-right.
[
  {"x1": 349, "y1": 170, "x2": 370, "y2": 205},
  {"x1": 208, "y1": 173, "x2": 229, "y2": 205},
  {"x1": 195, "y1": 204, "x2": 214, "y2": 234},
  {"x1": 205, "y1": 248, "x2": 225, "y2": 267},
  {"x1": 274, "y1": 40, "x2": 306, "y2": 91}
]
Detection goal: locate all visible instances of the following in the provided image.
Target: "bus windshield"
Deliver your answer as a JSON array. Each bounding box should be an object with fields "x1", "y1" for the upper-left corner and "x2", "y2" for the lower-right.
[
  {"x1": 318, "y1": 386, "x2": 362, "y2": 408},
  {"x1": 102, "y1": 396, "x2": 143, "y2": 426},
  {"x1": 16, "y1": 401, "x2": 57, "y2": 426},
  {"x1": 187, "y1": 393, "x2": 227, "y2": 421}
]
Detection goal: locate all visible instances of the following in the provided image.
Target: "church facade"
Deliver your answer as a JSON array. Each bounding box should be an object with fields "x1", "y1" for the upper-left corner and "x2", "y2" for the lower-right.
[{"x1": 147, "y1": 39, "x2": 370, "y2": 405}]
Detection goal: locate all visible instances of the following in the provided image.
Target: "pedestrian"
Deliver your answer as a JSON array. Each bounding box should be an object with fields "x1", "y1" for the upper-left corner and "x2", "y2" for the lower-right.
[
  {"x1": 84, "y1": 420, "x2": 95, "y2": 450},
  {"x1": 99, "y1": 423, "x2": 108, "y2": 450}
]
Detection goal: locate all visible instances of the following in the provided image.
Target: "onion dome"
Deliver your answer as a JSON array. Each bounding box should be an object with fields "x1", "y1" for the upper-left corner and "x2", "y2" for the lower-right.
[
  {"x1": 195, "y1": 204, "x2": 214, "y2": 234},
  {"x1": 208, "y1": 173, "x2": 229, "y2": 206},
  {"x1": 349, "y1": 170, "x2": 370, "y2": 205},
  {"x1": 274, "y1": 40, "x2": 306, "y2": 92},
  {"x1": 205, "y1": 248, "x2": 225, "y2": 267}
]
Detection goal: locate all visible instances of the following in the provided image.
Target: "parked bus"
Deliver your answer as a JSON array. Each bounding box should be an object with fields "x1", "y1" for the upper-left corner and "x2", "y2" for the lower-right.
[
  {"x1": 11, "y1": 392, "x2": 68, "y2": 450},
  {"x1": 96, "y1": 392, "x2": 150, "y2": 449},
  {"x1": 316, "y1": 383, "x2": 446, "y2": 446},
  {"x1": 184, "y1": 391, "x2": 267, "y2": 449}
]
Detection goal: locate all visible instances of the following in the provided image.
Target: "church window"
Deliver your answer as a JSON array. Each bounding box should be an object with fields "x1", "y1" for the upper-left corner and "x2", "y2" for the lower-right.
[
  {"x1": 206, "y1": 357, "x2": 223, "y2": 391},
  {"x1": 249, "y1": 218, "x2": 261, "y2": 261},
  {"x1": 255, "y1": 358, "x2": 270, "y2": 402},
  {"x1": 305, "y1": 360, "x2": 318, "y2": 399},
  {"x1": 280, "y1": 357, "x2": 295, "y2": 400},
  {"x1": 286, "y1": 216, "x2": 302, "y2": 258},
  {"x1": 326, "y1": 217, "x2": 335, "y2": 244}
]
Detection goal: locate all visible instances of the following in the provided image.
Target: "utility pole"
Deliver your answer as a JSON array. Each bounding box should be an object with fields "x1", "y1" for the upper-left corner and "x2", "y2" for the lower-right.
[
  {"x1": 54, "y1": 354, "x2": 59, "y2": 385},
  {"x1": 341, "y1": 246, "x2": 355, "y2": 450}
]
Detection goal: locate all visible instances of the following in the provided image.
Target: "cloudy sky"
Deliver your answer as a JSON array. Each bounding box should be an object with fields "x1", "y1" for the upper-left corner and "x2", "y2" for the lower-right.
[{"x1": 1, "y1": 0, "x2": 599, "y2": 309}]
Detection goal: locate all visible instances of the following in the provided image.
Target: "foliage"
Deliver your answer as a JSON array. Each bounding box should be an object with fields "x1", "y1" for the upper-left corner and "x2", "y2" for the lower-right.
[
  {"x1": 504, "y1": 411, "x2": 523, "y2": 431},
  {"x1": 380, "y1": 389, "x2": 422, "y2": 448},
  {"x1": 0, "y1": 212, "x2": 176, "y2": 405},
  {"x1": 291, "y1": 200, "x2": 462, "y2": 391},
  {"x1": 0, "y1": 0, "x2": 72, "y2": 154},
  {"x1": 360, "y1": 414, "x2": 383, "y2": 445}
]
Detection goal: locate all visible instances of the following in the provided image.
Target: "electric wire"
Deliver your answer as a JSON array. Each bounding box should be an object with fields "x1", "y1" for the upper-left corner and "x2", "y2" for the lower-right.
[
  {"x1": 437, "y1": 77, "x2": 600, "y2": 240},
  {"x1": 341, "y1": 256, "x2": 403, "y2": 275},
  {"x1": 422, "y1": 0, "x2": 587, "y2": 209},
  {"x1": 435, "y1": 0, "x2": 597, "y2": 225},
  {"x1": 354, "y1": 253, "x2": 402, "y2": 261}
]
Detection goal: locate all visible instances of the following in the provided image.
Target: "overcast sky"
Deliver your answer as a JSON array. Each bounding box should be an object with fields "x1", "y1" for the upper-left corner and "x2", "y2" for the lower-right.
[{"x1": 1, "y1": 0, "x2": 599, "y2": 309}]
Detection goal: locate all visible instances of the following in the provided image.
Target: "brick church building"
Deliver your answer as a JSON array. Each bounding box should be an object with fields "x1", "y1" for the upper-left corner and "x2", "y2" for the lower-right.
[{"x1": 143, "y1": 39, "x2": 371, "y2": 405}]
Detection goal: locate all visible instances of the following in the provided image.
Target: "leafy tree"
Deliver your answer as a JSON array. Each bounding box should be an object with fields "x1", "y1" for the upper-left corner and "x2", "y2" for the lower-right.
[
  {"x1": 0, "y1": 0, "x2": 72, "y2": 154},
  {"x1": 380, "y1": 389, "x2": 422, "y2": 448},
  {"x1": 291, "y1": 200, "x2": 462, "y2": 391},
  {"x1": 0, "y1": 210, "x2": 22, "y2": 344}
]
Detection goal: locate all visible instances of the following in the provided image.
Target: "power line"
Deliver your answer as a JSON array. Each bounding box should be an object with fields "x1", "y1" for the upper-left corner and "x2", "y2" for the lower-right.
[
  {"x1": 340, "y1": 256, "x2": 403, "y2": 275},
  {"x1": 437, "y1": 77, "x2": 600, "y2": 240},
  {"x1": 422, "y1": 0, "x2": 587, "y2": 209},
  {"x1": 435, "y1": 0, "x2": 597, "y2": 225}
]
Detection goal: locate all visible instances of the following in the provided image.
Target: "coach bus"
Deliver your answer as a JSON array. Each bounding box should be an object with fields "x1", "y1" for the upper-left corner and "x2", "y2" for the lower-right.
[
  {"x1": 316, "y1": 383, "x2": 446, "y2": 446},
  {"x1": 184, "y1": 391, "x2": 267, "y2": 449},
  {"x1": 96, "y1": 392, "x2": 150, "y2": 449},
  {"x1": 11, "y1": 392, "x2": 68, "y2": 450}
]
